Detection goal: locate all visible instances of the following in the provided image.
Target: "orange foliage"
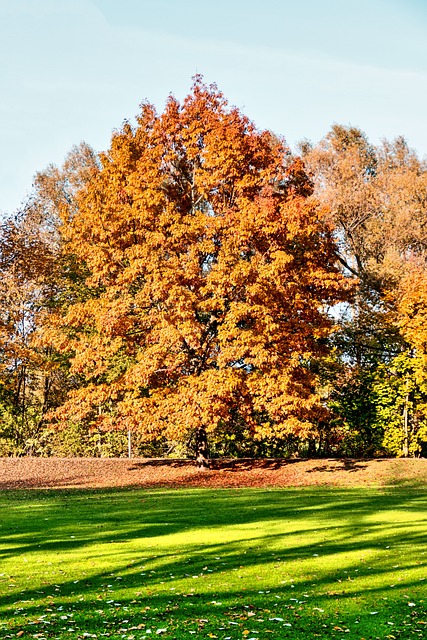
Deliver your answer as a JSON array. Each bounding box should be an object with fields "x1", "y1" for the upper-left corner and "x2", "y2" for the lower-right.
[
  {"x1": 47, "y1": 79, "x2": 351, "y2": 456},
  {"x1": 398, "y1": 267, "x2": 427, "y2": 366}
]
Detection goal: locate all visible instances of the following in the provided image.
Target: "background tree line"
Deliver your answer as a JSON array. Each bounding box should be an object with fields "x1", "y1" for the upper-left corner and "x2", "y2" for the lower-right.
[{"x1": 2, "y1": 79, "x2": 427, "y2": 461}]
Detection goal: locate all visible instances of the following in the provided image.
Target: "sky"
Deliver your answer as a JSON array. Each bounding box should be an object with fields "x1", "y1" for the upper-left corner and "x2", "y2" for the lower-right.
[{"x1": 1, "y1": 0, "x2": 427, "y2": 216}]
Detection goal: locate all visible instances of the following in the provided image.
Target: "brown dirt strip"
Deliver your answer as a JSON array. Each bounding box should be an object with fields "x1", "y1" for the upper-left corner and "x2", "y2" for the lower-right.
[{"x1": 0, "y1": 457, "x2": 426, "y2": 490}]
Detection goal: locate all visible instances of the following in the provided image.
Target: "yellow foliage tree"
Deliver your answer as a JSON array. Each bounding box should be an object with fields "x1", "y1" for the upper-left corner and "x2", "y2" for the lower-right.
[
  {"x1": 46, "y1": 79, "x2": 351, "y2": 466},
  {"x1": 378, "y1": 267, "x2": 427, "y2": 456}
]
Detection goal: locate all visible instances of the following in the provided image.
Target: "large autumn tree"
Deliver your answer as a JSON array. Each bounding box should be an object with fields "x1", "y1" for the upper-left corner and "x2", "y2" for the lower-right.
[{"x1": 46, "y1": 78, "x2": 350, "y2": 466}]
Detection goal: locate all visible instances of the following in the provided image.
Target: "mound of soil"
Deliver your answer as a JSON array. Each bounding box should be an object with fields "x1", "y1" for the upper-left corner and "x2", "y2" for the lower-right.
[{"x1": 0, "y1": 457, "x2": 426, "y2": 490}]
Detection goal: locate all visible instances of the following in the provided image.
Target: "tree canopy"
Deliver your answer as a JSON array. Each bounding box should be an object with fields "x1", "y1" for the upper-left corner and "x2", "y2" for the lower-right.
[{"x1": 2, "y1": 80, "x2": 427, "y2": 461}]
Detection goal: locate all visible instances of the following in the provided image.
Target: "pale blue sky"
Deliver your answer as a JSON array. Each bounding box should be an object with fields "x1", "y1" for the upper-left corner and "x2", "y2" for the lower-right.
[{"x1": 1, "y1": 0, "x2": 427, "y2": 215}]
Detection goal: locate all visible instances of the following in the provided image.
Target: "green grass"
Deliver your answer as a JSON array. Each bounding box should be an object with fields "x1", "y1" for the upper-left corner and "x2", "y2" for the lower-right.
[{"x1": 0, "y1": 486, "x2": 426, "y2": 639}]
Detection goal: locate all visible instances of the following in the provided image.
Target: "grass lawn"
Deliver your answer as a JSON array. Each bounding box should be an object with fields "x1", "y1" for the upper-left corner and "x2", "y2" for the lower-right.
[{"x1": 0, "y1": 485, "x2": 426, "y2": 639}]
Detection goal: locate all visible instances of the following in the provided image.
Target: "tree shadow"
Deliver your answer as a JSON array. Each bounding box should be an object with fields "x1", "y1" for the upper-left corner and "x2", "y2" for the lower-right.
[
  {"x1": 0, "y1": 486, "x2": 426, "y2": 637},
  {"x1": 305, "y1": 458, "x2": 392, "y2": 473},
  {"x1": 0, "y1": 457, "x2": 424, "y2": 491},
  {"x1": 210, "y1": 458, "x2": 287, "y2": 470}
]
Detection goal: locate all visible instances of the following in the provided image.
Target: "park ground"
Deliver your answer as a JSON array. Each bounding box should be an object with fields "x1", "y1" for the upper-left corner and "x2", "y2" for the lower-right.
[
  {"x1": 0, "y1": 456, "x2": 426, "y2": 490},
  {"x1": 0, "y1": 458, "x2": 426, "y2": 639}
]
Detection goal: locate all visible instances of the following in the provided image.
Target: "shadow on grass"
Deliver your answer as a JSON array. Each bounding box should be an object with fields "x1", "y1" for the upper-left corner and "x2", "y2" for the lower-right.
[{"x1": 0, "y1": 487, "x2": 426, "y2": 636}]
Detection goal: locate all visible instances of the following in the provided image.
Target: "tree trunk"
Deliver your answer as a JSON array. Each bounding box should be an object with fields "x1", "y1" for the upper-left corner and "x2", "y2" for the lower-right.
[
  {"x1": 403, "y1": 389, "x2": 409, "y2": 458},
  {"x1": 307, "y1": 438, "x2": 317, "y2": 457},
  {"x1": 128, "y1": 430, "x2": 132, "y2": 459},
  {"x1": 195, "y1": 426, "x2": 210, "y2": 470}
]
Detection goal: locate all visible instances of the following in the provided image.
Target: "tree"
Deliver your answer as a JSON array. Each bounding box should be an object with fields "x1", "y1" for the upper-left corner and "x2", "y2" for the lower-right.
[
  {"x1": 299, "y1": 125, "x2": 378, "y2": 281},
  {"x1": 379, "y1": 267, "x2": 427, "y2": 457},
  {"x1": 326, "y1": 301, "x2": 399, "y2": 457},
  {"x1": 0, "y1": 208, "x2": 58, "y2": 453},
  {"x1": 0, "y1": 143, "x2": 99, "y2": 455},
  {"x1": 44, "y1": 79, "x2": 350, "y2": 466},
  {"x1": 301, "y1": 127, "x2": 427, "y2": 291},
  {"x1": 301, "y1": 128, "x2": 427, "y2": 456}
]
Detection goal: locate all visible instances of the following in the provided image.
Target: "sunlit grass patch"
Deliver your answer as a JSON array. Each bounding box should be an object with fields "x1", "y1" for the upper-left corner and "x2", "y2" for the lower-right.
[{"x1": 0, "y1": 486, "x2": 426, "y2": 639}]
